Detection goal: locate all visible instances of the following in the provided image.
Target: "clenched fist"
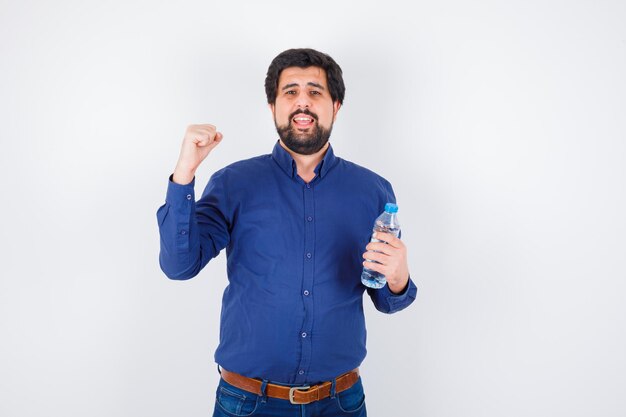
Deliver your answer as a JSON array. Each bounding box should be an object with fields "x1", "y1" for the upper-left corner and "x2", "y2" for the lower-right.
[{"x1": 173, "y1": 124, "x2": 223, "y2": 185}]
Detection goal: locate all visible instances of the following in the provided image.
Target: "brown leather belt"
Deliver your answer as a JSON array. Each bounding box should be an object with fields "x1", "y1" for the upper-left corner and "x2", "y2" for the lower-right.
[{"x1": 220, "y1": 368, "x2": 360, "y2": 405}]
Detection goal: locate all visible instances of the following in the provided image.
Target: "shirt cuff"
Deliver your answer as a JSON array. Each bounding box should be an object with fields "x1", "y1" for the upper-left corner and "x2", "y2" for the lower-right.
[
  {"x1": 166, "y1": 174, "x2": 196, "y2": 205},
  {"x1": 382, "y1": 276, "x2": 417, "y2": 309}
]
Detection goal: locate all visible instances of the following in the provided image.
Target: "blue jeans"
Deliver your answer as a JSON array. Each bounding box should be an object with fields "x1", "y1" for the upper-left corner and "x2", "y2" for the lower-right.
[{"x1": 212, "y1": 376, "x2": 367, "y2": 417}]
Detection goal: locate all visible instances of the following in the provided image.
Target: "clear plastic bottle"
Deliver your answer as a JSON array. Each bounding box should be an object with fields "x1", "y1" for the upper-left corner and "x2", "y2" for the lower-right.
[{"x1": 361, "y1": 203, "x2": 400, "y2": 289}]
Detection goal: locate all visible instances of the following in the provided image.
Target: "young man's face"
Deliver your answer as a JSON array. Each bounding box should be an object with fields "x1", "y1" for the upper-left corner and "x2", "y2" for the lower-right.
[{"x1": 270, "y1": 66, "x2": 341, "y2": 155}]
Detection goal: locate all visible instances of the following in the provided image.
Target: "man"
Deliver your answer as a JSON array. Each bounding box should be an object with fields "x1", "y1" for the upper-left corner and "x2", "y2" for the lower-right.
[{"x1": 157, "y1": 48, "x2": 417, "y2": 417}]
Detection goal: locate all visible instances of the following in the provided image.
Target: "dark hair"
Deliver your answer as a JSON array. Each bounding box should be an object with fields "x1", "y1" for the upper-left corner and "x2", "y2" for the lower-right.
[{"x1": 265, "y1": 48, "x2": 345, "y2": 105}]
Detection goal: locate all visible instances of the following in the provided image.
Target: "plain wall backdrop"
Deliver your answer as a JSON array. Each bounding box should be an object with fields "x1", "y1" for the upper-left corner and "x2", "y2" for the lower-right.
[{"x1": 1, "y1": 0, "x2": 625, "y2": 416}]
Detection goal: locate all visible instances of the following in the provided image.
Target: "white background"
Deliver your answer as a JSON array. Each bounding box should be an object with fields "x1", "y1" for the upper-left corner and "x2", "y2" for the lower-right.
[{"x1": 1, "y1": 0, "x2": 625, "y2": 416}]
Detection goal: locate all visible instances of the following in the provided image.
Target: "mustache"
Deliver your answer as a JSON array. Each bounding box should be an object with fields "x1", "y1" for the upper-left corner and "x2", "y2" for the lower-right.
[{"x1": 289, "y1": 108, "x2": 318, "y2": 121}]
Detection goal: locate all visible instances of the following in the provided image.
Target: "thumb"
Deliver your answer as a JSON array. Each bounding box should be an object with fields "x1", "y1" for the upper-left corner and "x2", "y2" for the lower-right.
[{"x1": 206, "y1": 131, "x2": 223, "y2": 151}]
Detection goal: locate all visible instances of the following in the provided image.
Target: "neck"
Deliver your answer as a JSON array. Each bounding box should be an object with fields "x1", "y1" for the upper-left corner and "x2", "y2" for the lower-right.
[{"x1": 279, "y1": 140, "x2": 329, "y2": 183}]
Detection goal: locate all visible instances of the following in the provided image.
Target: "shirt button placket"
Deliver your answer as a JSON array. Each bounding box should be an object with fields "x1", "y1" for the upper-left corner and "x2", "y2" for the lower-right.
[{"x1": 297, "y1": 181, "x2": 315, "y2": 383}]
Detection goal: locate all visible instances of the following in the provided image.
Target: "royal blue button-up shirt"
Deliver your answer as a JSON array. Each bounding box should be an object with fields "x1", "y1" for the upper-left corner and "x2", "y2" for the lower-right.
[{"x1": 157, "y1": 142, "x2": 417, "y2": 384}]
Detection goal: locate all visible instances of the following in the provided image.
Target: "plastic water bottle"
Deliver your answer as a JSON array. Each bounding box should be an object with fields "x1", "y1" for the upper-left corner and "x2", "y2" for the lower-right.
[{"x1": 361, "y1": 203, "x2": 401, "y2": 289}]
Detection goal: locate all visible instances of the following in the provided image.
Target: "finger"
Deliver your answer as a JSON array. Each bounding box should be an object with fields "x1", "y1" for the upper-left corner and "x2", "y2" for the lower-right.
[
  {"x1": 365, "y1": 241, "x2": 398, "y2": 256},
  {"x1": 362, "y1": 260, "x2": 386, "y2": 274},
  {"x1": 362, "y1": 252, "x2": 389, "y2": 265},
  {"x1": 194, "y1": 135, "x2": 212, "y2": 146},
  {"x1": 187, "y1": 124, "x2": 214, "y2": 138},
  {"x1": 206, "y1": 132, "x2": 224, "y2": 150},
  {"x1": 196, "y1": 131, "x2": 222, "y2": 147},
  {"x1": 373, "y1": 231, "x2": 403, "y2": 248},
  {"x1": 190, "y1": 124, "x2": 216, "y2": 132}
]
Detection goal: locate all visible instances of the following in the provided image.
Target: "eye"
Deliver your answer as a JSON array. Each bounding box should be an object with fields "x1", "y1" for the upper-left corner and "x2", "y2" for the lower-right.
[
  {"x1": 285, "y1": 90, "x2": 296, "y2": 95},
  {"x1": 310, "y1": 90, "x2": 321, "y2": 95}
]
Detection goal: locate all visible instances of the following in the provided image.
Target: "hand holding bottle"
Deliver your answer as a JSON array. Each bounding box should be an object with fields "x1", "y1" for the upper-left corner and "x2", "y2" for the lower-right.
[
  {"x1": 362, "y1": 231, "x2": 410, "y2": 294},
  {"x1": 361, "y1": 203, "x2": 410, "y2": 293}
]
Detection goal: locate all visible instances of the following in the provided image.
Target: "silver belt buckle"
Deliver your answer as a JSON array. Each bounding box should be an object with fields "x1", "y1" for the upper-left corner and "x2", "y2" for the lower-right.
[{"x1": 289, "y1": 385, "x2": 311, "y2": 404}]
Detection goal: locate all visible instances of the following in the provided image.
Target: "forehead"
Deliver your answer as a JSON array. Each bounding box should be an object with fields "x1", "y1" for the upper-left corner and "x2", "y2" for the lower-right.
[{"x1": 278, "y1": 66, "x2": 328, "y2": 87}]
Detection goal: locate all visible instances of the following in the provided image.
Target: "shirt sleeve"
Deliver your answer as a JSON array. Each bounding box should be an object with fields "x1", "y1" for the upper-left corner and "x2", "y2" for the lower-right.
[
  {"x1": 366, "y1": 276, "x2": 418, "y2": 313},
  {"x1": 156, "y1": 172, "x2": 231, "y2": 280}
]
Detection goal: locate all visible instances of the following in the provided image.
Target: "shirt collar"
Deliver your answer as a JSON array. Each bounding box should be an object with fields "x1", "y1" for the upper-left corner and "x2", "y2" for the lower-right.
[{"x1": 271, "y1": 141, "x2": 337, "y2": 179}]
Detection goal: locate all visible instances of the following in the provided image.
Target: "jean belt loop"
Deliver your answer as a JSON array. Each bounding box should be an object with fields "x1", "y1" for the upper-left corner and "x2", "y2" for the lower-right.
[
  {"x1": 330, "y1": 378, "x2": 337, "y2": 399},
  {"x1": 260, "y1": 379, "x2": 268, "y2": 403}
]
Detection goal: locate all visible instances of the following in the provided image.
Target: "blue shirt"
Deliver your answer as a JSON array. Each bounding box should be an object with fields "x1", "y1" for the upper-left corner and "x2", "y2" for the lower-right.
[{"x1": 157, "y1": 141, "x2": 417, "y2": 384}]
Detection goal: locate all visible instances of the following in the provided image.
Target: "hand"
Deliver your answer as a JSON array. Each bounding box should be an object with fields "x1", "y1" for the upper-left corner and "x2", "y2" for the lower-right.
[
  {"x1": 173, "y1": 124, "x2": 224, "y2": 184},
  {"x1": 362, "y1": 232, "x2": 410, "y2": 294}
]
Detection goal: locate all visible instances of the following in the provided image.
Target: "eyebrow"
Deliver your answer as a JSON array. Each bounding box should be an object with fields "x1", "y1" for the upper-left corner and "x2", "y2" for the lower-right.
[{"x1": 281, "y1": 82, "x2": 326, "y2": 91}]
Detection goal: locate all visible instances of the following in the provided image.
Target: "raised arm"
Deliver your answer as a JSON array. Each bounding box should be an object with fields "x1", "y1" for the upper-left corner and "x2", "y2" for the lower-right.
[{"x1": 156, "y1": 124, "x2": 228, "y2": 280}]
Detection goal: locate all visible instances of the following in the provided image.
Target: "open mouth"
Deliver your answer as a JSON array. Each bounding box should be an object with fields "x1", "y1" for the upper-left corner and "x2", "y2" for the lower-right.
[{"x1": 292, "y1": 114, "x2": 315, "y2": 128}]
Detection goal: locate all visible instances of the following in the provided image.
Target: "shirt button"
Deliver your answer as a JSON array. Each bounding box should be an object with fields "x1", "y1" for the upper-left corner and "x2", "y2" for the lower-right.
[
  {"x1": 307, "y1": 216, "x2": 313, "y2": 222},
  {"x1": 186, "y1": 194, "x2": 192, "y2": 200},
  {"x1": 303, "y1": 290, "x2": 310, "y2": 296},
  {"x1": 306, "y1": 253, "x2": 312, "y2": 259},
  {"x1": 301, "y1": 332, "x2": 307, "y2": 338},
  {"x1": 306, "y1": 184, "x2": 311, "y2": 189},
  {"x1": 180, "y1": 230, "x2": 187, "y2": 235},
  {"x1": 298, "y1": 370, "x2": 305, "y2": 375}
]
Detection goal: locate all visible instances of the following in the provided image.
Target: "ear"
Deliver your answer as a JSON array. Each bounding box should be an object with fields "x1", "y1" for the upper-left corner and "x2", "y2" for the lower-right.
[
  {"x1": 268, "y1": 103, "x2": 275, "y2": 117},
  {"x1": 332, "y1": 101, "x2": 341, "y2": 121}
]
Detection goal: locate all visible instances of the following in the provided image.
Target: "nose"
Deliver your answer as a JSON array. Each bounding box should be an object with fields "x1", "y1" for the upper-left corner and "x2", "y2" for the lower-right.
[{"x1": 295, "y1": 91, "x2": 311, "y2": 109}]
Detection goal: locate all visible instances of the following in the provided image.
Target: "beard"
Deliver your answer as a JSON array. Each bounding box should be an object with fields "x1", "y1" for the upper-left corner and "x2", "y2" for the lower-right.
[{"x1": 275, "y1": 108, "x2": 333, "y2": 155}]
